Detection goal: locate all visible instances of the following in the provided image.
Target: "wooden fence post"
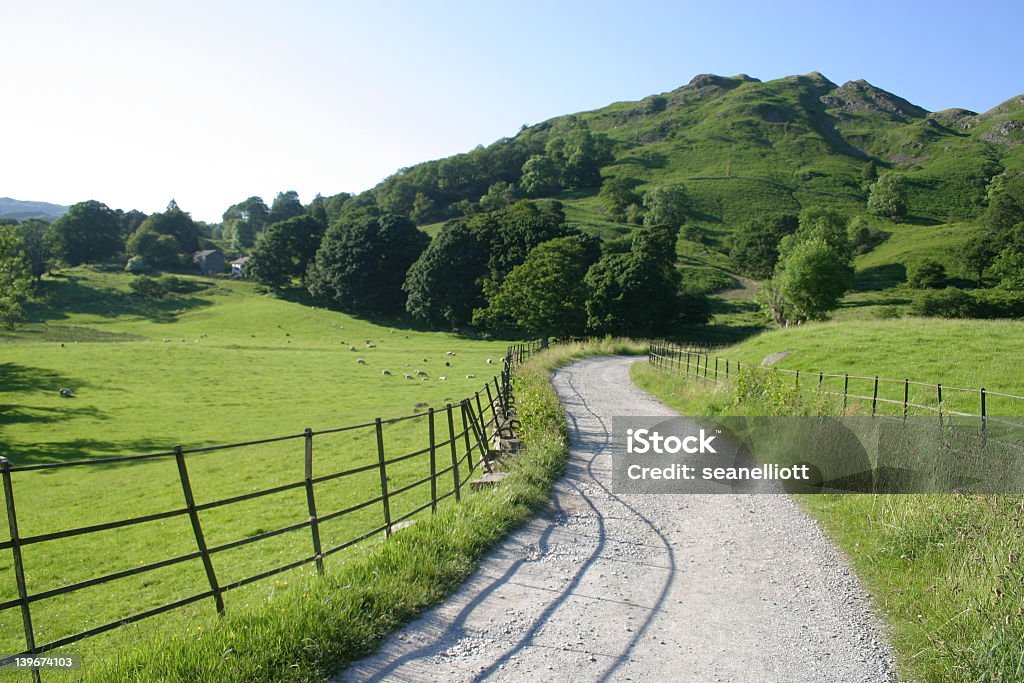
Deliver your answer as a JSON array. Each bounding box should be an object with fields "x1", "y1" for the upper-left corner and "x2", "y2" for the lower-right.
[
  {"x1": 981, "y1": 388, "x2": 987, "y2": 435},
  {"x1": 461, "y1": 400, "x2": 479, "y2": 474},
  {"x1": 843, "y1": 374, "x2": 849, "y2": 412},
  {"x1": 871, "y1": 377, "x2": 879, "y2": 416},
  {"x1": 428, "y1": 409, "x2": 438, "y2": 513},
  {"x1": 303, "y1": 428, "x2": 323, "y2": 574},
  {"x1": 447, "y1": 404, "x2": 461, "y2": 502},
  {"x1": 174, "y1": 445, "x2": 224, "y2": 615},
  {"x1": 1, "y1": 457, "x2": 38, "y2": 672},
  {"x1": 937, "y1": 383, "x2": 943, "y2": 417},
  {"x1": 374, "y1": 419, "x2": 392, "y2": 538},
  {"x1": 903, "y1": 380, "x2": 909, "y2": 419}
]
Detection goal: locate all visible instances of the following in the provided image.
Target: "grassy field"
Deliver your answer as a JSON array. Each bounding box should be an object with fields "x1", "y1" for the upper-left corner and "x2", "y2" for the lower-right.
[
  {"x1": 0, "y1": 267, "x2": 510, "y2": 671},
  {"x1": 632, "y1": 321, "x2": 1024, "y2": 683}
]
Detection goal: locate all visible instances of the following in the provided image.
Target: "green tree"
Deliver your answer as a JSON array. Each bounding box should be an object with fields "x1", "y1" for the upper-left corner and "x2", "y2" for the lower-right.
[
  {"x1": 404, "y1": 220, "x2": 489, "y2": 328},
  {"x1": 774, "y1": 238, "x2": 854, "y2": 323},
  {"x1": 867, "y1": 172, "x2": 908, "y2": 219},
  {"x1": 269, "y1": 190, "x2": 305, "y2": 224},
  {"x1": 248, "y1": 215, "x2": 326, "y2": 290},
  {"x1": 478, "y1": 181, "x2": 516, "y2": 212},
  {"x1": 862, "y1": 159, "x2": 878, "y2": 184},
  {"x1": 474, "y1": 235, "x2": 598, "y2": 337},
  {"x1": 786, "y1": 207, "x2": 851, "y2": 259},
  {"x1": 307, "y1": 208, "x2": 429, "y2": 315},
  {"x1": 584, "y1": 225, "x2": 691, "y2": 336},
  {"x1": 0, "y1": 229, "x2": 33, "y2": 329},
  {"x1": 642, "y1": 184, "x2": 690, "y2": 228},
  {"x1": 599, "y1": 177, "x2": 641, "y2": 222},
  {"x1": 985, "y1": 191, "x2": 1024, "y2": 235},
  {"x1": 46, "y1": 200, "x2": 122, "y2": 265},
  {"x1": 519, "y1": 154, "x2": 559, "y2": 197},
  {"x1": 906, "y1": 259, "x2": 946, "y2": 289},
  {"x1": 132, "y1": 203, "x2": 202, "y2": 254},
  {"x1": 125, "y1": 226, "x2": 181, "y2": 268},
  {"x1": 478, "y1": 200, "x2": 569, "y2": 282},
  {"x1": 726, "y1": 213, "x2": 799, "y2": 278},
  {"x1": 308, "y1": 194, "x2": 329, "y2": 229},
  {"x1": 410, "y1": 192, "x2": 436, "y2": 225},
  {"x1": 9, "y1": 218, "x2": 51, "y2": 281},
  {"x1": 958, "y1": 232, "x2": 998, "y2": 287},
  {"x1": 545, "y1": 127, "x2": 613, "y2": 188},
  {"x1": 222, "y1": 196, "x2": 270, "y2": 249}
]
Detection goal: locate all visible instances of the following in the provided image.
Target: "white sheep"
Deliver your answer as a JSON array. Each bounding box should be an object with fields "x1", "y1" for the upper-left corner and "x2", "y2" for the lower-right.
[
  {"x1": 445, "y1": 351, "x2": 456, "y2": 356},
  {"x1": 415, "y1": 369, "x2": 427, "y2": 376},
  {"x1": 403, "y1": 373, "x2": 414, "y2": 379},
  {"x1": 486, "y1": 358, "x2": 493, "y2": 364},
  {"x1": 438, "y1": 376, "x2": 447, "y2": 381},
  {"x1": 466, "y1": 374, "x2": 476, "y2": 379}
]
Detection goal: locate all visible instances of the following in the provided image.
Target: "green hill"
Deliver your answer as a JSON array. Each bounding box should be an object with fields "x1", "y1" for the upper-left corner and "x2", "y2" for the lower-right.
[{"x1": 367, "y1": 72, "x2": 1022, "y2": 231}]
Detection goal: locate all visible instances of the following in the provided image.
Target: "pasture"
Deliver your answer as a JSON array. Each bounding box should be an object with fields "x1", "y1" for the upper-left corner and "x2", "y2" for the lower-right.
[{"x1": 0, "y1": 267, "x2": 507, "y2": 666}]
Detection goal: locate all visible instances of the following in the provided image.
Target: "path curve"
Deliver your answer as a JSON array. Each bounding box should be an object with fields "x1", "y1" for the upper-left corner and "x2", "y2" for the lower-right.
[{"x1": 337, "y1": 356, "x2": 898, "y2": 682}]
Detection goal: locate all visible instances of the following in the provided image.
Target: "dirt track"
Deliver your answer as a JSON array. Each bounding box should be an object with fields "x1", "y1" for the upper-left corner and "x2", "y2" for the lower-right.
[{"x1": 336, "y1": 356, "x2": 898, "y2": 682}]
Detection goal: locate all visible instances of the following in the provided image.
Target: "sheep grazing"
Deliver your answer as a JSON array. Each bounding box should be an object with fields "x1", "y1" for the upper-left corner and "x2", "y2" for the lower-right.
[
  {"x1": 366, "y1": 343, "x2": 376, "y2": 348},
  {"x1": 415, "y1": 369, "x2": 427, "y2": 376},
  {"x1": 466, "y1": 374, "x2": 476, "y2": 379},
  {"x1": 357, "y1": 358, "x2": 366, "y2": 365},
  {"x1": 486, "y1": 358, "x2": 493, "y2": 364},
  {"x1": 59, "y1": 388, "x2": 74, "y2": 398},
  {"x1": 403, "y1": 373, "x2": 414, "y2": 379},
  {"x1": 381, "y1": 370, "x2": 392, "y2": 376},
  {"x1": 349, "y1": 345, "x2": 357, "y2": 351},
  {"x1": 421, "y1": 377, "x2": 429, "y2": 382},
  {"x1": 445, "y1": 351, "x2": 456, "y2": 356},
  {"x1": 438, "y1": 376, "x2": 447, "y2": 381}
]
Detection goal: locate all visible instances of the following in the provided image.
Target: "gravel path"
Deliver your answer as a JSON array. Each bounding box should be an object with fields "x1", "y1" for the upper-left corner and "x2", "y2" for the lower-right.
[{"x1": 336, "y1": 356, "x2": 898, "y2": 682}]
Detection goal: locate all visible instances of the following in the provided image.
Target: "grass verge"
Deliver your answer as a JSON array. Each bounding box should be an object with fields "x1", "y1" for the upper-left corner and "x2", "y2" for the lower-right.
[
  {"x1": 80, "y1": 338, "x2": 642, "y2": 682},
  {"x1": 631, "y1": 361, "x2": 1024, "y2": 683}
]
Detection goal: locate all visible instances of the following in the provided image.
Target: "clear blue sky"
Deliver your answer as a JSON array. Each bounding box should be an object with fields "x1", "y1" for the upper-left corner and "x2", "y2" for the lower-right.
[{"x1": 2, "y1": 0, "x2": 1022, "y2": 222}]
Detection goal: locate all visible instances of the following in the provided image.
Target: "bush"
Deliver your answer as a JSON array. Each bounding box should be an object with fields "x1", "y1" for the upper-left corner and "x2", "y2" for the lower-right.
[
  {"x1": 906, "y1": 259, "x2": 946, "y2": 289},
  {"x1": 128, "y1": 275, "x2": 168, "y2": 299},
  {"x1": 873, "y1": 305, "x2": 903, "y2": 319},
  {"x1": 156, "y1": 274, "x2": 202, "y2": 294},
  {"x1": 911, "y1": 287, "x2": 1024, "y2": 319}
]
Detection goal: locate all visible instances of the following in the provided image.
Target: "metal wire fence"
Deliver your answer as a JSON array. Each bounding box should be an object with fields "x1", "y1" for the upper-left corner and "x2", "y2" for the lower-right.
[{"x1": 648, "y1": 341, "x2": 1024, "y2": 427}]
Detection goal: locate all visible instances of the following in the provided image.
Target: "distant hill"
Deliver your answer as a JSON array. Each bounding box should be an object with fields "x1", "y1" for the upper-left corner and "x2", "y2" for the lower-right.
[
  {"x1": 366, "y1": 72, "x2": 1024, "y2": 231},
  {"x1": 0, "y1": 197, "x2": 68, "y2": 221}
]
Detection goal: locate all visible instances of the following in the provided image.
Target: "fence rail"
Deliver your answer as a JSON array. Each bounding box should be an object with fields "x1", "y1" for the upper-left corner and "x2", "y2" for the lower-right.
[
  {"x1": 648, "y1": 341, "x2": 1024, "y2": 425},
  {"x1": 0, "y1": 346, "x2": 532, "y2": 672}
]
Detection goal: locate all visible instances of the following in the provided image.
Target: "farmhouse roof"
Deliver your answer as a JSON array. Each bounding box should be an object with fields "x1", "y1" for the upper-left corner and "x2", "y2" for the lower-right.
[{"x1": 193, "y1": 249, "x2": 220, "y2": 260}]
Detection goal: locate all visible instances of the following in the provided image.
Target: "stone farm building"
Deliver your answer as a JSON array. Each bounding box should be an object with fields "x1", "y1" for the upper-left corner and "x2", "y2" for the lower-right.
[{"x1": 193, "y1": 249, "x2": 225, "y2": 276}]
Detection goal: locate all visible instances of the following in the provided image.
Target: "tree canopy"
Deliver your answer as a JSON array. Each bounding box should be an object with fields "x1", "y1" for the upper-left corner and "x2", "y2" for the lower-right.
[
  {"x1": 307, "y1": 208, "x2": 428, "y2": 316},
  {"x1": 248, "y1": 215, "x2": 326, "y2": 290},
  {"x1": 404, "y1": 220, "x2": 489, "y2": 328},
  {"x1": 46, "y1": 200, "x2": 122, "y2": 265},
  {"x1": 474, "y1": 235, "x2": 599, "y2": 337}
]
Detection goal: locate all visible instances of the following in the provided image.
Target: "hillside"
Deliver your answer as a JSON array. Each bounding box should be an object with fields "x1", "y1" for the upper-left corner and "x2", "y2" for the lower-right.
[
  {"x1": 369, "y1": 72, "x2": 1023, "y2": 231},
  {"x1": 0, "y1": 196, "x2": 68, "y2": 220}
]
